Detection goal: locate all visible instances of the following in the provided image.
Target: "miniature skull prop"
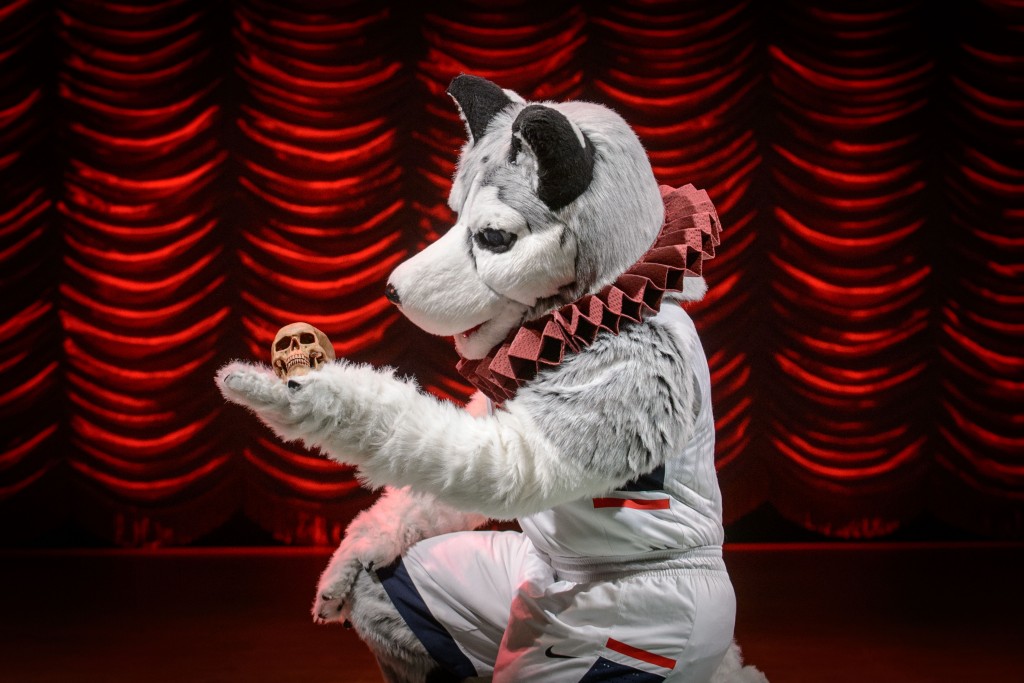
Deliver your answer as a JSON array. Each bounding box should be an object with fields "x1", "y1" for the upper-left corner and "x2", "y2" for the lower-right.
[{"x1": 271, "y1": 322, "x2": 335, "y2": 380}]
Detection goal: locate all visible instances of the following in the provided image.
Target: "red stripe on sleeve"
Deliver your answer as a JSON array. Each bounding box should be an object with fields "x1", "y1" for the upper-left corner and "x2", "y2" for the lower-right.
[
  {"x1": 605, "y1": 637, "x2": 677, "y2": 670},
  {"x1": 592, "y1": 497, "x2": 671, "y2": 510}
]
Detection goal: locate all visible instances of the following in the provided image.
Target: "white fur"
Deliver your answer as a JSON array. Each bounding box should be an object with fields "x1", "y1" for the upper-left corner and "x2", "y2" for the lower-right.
[
  {"x1": 680, "y1": 276, "x2": 709, "y2": 302},
  {"x1": 568, "y1": 118, "x2": 587, "y2": 148},
  {"x1": 466, "y1": 186, "x2": 576, "y2": 306},
  {"x1": 453, "y1": 302, "x2": 529, "y2": 360},
  {"x1": 314, "y1": 486, "x2": 486, "y2": 623},
  {"x1": 389, "y1": 94, "x2": 664, "y2": 363},
  {"x1": 217, "y1": 80, "x2": 766, "y2": 682},
  {"x1": 216, "y1": 360, "x2": 630, "y2": 519},
  {"x1": 502, "y1": 88, "x2": 525, "y2": 105},
  {"x1": 387, "y1": 174, "x2": 577, "y2": 360},
  {"x1": 711, "y1": 643, "x2": 769, "y2": 683},
  {"x1": 386, "y1": 219, "x2": 511, "y2": 338}
]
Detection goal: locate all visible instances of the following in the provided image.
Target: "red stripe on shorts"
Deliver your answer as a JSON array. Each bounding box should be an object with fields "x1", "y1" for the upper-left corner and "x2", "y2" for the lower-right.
[
  {"x1": 605, "y1": 637, "x2": 677, "y2": 670},
  {"x1": 592, "y1": 497, "x2": 671, "y2": 510}
]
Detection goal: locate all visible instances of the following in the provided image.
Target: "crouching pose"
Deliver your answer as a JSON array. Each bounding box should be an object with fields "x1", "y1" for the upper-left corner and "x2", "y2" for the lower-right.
[{"x1": 217, "y1": 75, "x2": 766, "y2": 683}]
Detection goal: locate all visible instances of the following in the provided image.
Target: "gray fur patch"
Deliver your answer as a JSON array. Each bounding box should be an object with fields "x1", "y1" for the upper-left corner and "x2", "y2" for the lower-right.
[
  {"x1": 348, "y1": 570, "x2": 439, "y2": 682},
  {"x1": 464, "y1": 227, "x2": 477, "y2": 270},
  {"x1": 449, "y1": 100, "x2": 664, "y2": 318},
  {"x1": 491, "y1": 170, "x2": 554, "y2": 235},
  {"x1": 514, "y1": 317, "x2": 697, "y2": 487}
]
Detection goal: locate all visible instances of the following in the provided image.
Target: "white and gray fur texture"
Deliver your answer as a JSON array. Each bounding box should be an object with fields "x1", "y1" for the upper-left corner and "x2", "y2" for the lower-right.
[{"x1": 217, "y1": 75, "x2": 762, "y2": 683}]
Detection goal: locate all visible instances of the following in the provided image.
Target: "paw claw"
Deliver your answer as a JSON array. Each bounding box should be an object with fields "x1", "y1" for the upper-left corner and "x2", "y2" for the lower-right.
[{"x1": 316, "y1": 599, "x2": 340, "y2": 621}]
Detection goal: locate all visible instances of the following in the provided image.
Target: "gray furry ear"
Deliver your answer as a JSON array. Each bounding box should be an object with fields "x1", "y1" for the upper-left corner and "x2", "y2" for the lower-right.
[
  {"x1": 447, "y1": 74, "x2": 514, "y2": 144},
  {"x1": 509, "y1": 104, "x2": 595, "y2": 211}
]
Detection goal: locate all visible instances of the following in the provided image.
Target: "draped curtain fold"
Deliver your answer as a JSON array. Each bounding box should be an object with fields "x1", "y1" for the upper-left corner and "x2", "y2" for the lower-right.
[
  {"x1": 764, "y1": 0, "x2": 934, "y2": 537},
  {"x1": 0, "y1": 0, "x2": 1020, "y2": 545},
  {"x1": 934, "y1": 0, "x2": 1024, "y2": 537},
  {"x1": 54, "y1": 0, "x2": 235, "y2": 545},
  {"x1": 232, "y1": 0, "x2": 403, "y2": 545},
  {"x1": 0, "y1": 0, "x2": 62, "y2": 542}
]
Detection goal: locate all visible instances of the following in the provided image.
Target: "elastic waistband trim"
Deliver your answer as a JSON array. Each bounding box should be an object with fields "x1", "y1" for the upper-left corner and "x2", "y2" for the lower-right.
[{"x1": 545, "y1": 546, "x2": 724, "y2": 583}]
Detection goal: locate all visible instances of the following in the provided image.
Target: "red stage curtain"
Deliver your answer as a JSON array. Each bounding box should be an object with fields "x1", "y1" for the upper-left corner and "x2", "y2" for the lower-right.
[
  {"x1": 934, "y1": 0, "x2": 1024, "y2": 537},
  {"x1": 765, "y1": 1, "x2": 934, "y2": 537},
  {"x1": 591, "y1": 0, "x2": 766, "y2": 525},
  {"x1": 232, "y1": 0, "x2": 402, "y2": 544},
  {"x1": 0, "y1": 0, "x2": 63, "y2": 542},
  {"x1": 55, "y1": 0, "x2": 236, "y2": 545},
  {"x1": 0, "y1": 0, "x2": 1021, "y2": 545}
]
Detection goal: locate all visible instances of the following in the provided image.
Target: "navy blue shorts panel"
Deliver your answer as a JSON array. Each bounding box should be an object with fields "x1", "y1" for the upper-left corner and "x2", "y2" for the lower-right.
[{"x1": 376, "y1": 559, "x2": 478, "y2": 680}]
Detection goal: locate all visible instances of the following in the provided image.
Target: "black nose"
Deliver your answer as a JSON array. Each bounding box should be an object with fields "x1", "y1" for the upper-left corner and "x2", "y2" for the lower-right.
[{"x1": 384, "y1": 283, "x2": 401, "y2": 305}]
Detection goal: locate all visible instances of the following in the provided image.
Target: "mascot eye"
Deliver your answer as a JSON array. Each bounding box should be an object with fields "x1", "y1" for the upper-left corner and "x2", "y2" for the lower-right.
[{"x1": 474, "y1": 228, "x2": 517, "y2": 253}]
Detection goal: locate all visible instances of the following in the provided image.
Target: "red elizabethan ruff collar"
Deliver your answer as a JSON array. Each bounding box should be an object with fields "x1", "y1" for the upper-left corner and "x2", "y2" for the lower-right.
[{"x1": 456, "y1": 184, "x2": 721, "y2": 404}]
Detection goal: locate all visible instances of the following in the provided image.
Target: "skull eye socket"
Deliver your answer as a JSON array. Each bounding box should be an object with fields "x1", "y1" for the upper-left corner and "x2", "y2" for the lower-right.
[
  {"x1": 275, "y1": 337, "x2": 291, "y2": 352},
  {"x1": 299, "y1": 332, "x2": 316, "y2": 344}
]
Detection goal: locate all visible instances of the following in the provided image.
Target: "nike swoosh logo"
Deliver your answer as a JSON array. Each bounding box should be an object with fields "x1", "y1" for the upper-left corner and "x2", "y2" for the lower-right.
[{"x1": 544, "y1": 646, "x2": 578, "y2": 659}]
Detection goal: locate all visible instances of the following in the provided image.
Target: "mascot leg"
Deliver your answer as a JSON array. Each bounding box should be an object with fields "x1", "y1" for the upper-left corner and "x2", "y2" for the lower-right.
[
  {"x1": 313, "y1": 486, "x2": 485, "y2": 622},
  {"x1": 312, "y1": 487, "x2": 488, "y2": 682},
  {"x1": 346, "y1": 569, "x2": 443, "y2": 683}
]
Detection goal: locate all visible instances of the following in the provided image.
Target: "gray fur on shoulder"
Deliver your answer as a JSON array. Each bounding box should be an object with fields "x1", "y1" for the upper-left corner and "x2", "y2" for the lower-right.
[{"x1": 516, "y1": 315, "x2": 698, "y2": 487}]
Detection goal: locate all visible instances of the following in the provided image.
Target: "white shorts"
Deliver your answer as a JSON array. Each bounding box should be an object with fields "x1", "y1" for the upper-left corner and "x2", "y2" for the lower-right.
[{"x1": 376, "y1": 531, "x2": 736, "y2": 682}]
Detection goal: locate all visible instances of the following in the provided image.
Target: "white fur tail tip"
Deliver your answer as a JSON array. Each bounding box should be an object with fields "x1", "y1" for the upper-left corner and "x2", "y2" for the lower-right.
[
  {"x1": 679, "y1": 276, "x2": 708, "y2": 302},
  {"x1": 711, "y1": 642, "x2": 769, "y2": 683}
]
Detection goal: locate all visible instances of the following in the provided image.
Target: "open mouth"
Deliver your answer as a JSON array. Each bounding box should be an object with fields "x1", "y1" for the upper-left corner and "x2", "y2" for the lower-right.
[{"x1": 458, "y1": 322, "x2": 484, "y2": 338}]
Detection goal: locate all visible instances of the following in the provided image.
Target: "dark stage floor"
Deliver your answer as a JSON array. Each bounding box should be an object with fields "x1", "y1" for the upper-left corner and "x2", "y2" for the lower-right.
[{"x1": 1, "y1": 543, "x2": 1021, "y2": 682}]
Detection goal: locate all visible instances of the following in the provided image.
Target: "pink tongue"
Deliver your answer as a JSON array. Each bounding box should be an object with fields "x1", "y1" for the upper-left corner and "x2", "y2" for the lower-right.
[{"x1": 460, "y1": 323, "x2": 484, "y2": 338}]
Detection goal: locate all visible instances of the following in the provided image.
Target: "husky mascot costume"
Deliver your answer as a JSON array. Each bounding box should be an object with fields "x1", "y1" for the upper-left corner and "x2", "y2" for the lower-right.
[{"x1": 217, "y1": 75, "x2": 766, "y2": 683}]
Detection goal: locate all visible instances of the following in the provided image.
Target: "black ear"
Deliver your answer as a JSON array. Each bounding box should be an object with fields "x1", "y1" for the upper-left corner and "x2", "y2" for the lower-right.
[
  {"x1": 509, "y1": 105, "x2": 595, "y2": 211},
  {"x1": 447, "y1": 74, "x2": 513, "y2": 144}
]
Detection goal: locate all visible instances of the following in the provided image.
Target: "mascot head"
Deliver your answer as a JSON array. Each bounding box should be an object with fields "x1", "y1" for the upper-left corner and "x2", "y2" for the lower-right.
[{"x1": 386, "y1": 75, "x2": 670, "y2": 359}]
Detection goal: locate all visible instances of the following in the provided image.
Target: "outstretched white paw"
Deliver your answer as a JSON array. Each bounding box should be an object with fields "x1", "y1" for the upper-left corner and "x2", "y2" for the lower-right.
[{"x1": 215, "y1": 361, "x2": 291, "y2": 410}]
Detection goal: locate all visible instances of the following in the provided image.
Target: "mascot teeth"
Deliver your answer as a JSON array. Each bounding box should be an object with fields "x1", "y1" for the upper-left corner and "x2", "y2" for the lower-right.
[{"x1": 216, "y1": 73, "x2": 765, "y2": 683}]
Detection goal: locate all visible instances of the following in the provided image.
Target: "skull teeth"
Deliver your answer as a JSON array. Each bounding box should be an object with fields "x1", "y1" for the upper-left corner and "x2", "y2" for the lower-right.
[{"x1": 286, "y1": 354, "x2": 311, "y2": 368}]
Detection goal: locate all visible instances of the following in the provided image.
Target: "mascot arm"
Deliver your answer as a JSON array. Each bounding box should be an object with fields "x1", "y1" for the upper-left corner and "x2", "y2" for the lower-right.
[
  {"x1": 216, "y1": 359, "x2": 611, "y2": 518},
  {"x1": 216, "y1": 321, "x2": 697, "y2": 519}
]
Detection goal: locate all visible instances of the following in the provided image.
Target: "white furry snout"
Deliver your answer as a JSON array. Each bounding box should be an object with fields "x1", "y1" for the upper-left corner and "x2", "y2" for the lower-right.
[
  {"x1": 387, "y1": 222, "x2": 529, "y2": 359},
  {"x1": 387, "y1": 224, "x2": 504, "y2": 337},
  {"x1": 387, "y1": 178, "x2": 576, "y2": 360}
]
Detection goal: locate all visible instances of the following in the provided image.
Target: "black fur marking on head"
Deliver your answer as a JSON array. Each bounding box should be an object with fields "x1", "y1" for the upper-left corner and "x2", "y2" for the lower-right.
[
  {"x1": 509, "y1": 104, "x2": 595, "y2": 211},
  {"x1": 447, "y1": 75, "x2": 513, "y2": 144}
]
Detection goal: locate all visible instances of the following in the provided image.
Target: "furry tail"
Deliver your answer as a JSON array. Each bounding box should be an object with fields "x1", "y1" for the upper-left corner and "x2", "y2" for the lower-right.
[{"x1": 711, "y1": 642, "x2": 768, "y2": 683}]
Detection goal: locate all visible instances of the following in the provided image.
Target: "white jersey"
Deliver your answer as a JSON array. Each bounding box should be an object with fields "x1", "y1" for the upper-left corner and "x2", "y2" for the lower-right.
[
  {"x1": 380, "y1": 306, "x2": 735, "y2": 681},
  {"x1": 518, "y1": 305, "x2": 724, "y2": 560}
]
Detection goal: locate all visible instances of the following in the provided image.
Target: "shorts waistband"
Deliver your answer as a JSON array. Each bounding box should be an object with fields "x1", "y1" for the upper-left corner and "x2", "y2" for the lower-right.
[{"x1": 545, "y1": 546, "x2": 725, "y2": 583}]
